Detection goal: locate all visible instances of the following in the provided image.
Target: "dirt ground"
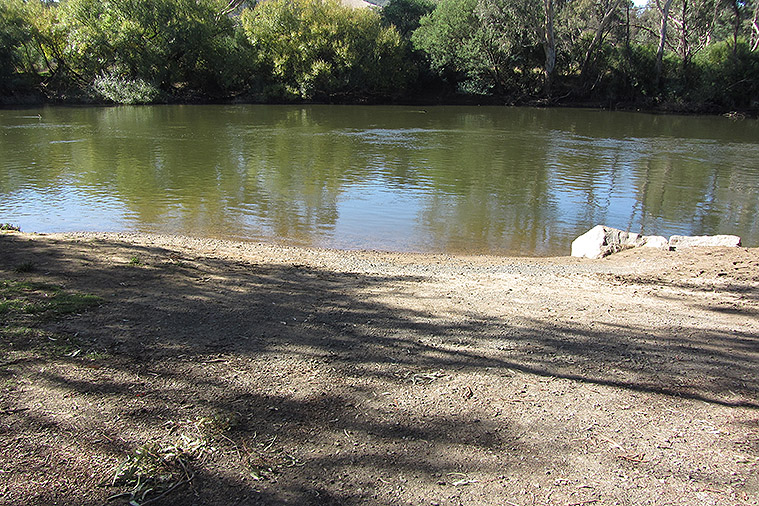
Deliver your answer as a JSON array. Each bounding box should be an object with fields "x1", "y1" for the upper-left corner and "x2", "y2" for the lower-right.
[{"x1": 1, "y1": 231, "x2": 757, "y2": 506}]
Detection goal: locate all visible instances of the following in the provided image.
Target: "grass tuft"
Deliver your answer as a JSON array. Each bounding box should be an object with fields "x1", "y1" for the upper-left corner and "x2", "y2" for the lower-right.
[
  {"x1": 1, "y1": 279, "x2": 104, "y2": 360},
  {"x1": 109, "y1": 442, "x2": 197, "y2": 505},
  {"x1": 196, "y1": 411, "x2": 240, "y2": 439},
  {"x1": 13, "y1": 261, "x2": 36, "y2": 273},
  {"x1": 0, "y1": 280, "x2": 101, "y2": 318}
]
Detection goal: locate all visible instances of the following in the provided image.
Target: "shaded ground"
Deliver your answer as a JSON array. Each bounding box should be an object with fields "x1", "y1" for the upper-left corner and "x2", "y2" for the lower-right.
[{"x1": 1, "y1": 231, "x2": 758, "y2": 506}]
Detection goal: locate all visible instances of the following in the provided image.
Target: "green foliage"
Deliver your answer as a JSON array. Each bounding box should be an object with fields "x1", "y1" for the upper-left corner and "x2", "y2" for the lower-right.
[
  {"x1": 92, "y1": 72, "x2": 160, "y2": 104},
  {"x1": 412, "y1": 0, "x2": 543, "y2": 95},
  {"x1": 0, "y1": 0, "x2": 33, "y2": 93},
  {"x1": 381, "y1": 0, "x2": 434, "y2": 39},
  {"x1": 0, "y1": 0, "x2": 758, "y2": 110},
  {"x1": 15, "y1": 1, "x2": 71, "y2": 96},
  {"x1": 242, "y1": 0, "x2": 409, "y2": 101},
  {"x1": 380, "y1": 0, "x2": 443, "y2": 96},
  {"x1": 571, "y1": 43, "x2": 660, "y2": 103},
  {"x1": 412, "y1": 0, "x2": 477, "y2": 86},
  {"x1": 58, "y1": 0, "x2": 252, "y2": 99},
  {"x1": 690, "y1": 41, "x2": 759, "y2": 109}
]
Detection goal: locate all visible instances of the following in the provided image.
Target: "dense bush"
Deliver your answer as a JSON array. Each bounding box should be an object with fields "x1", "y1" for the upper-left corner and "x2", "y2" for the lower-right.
[
  {"x1": 412, "y1": 0, "x2": 545, "y2": 96},
  {"x1": 0, "y1": 0, "x2": 31, "y2": 93},
  {"x1": 57, "y1": 0, "x2": 251, "y2": 101},
  {"x1": 91, "y1": 72, "x2": 160, "y2": 104},
  {"x1": 0, "y1": 0, "x2": 756, "y2": 111},
  {"x1": 241, "y1": 0, "x2": 408, "y2": 101},
  {"x1": 380, "y1": 0, "x2": 434, "y2": 39},
  {"x1": 690, "y1": 41, "x2": 759, "y2": 110}
]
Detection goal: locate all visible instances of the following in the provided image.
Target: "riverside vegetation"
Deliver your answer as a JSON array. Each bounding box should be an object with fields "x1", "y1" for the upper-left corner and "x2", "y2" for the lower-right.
[{"x1": 1, "y1": 0, "x2": 758, "y2": 112}]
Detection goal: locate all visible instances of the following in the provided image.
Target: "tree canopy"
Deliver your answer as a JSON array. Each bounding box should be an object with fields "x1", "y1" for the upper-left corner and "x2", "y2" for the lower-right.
[
  {"x1": 241, "y1": 0, "x2": 408, "y2": 100},
  {"x1": 0, "y1": 0, "x2": 757, "y2": 112}
]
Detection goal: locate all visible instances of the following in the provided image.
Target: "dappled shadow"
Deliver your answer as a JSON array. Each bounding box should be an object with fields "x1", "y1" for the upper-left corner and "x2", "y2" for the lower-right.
[
  {"x1": 1, "y1": 233, "x2": 758, "y2": 505},
  {"x1": 599, "y1": 255, "x2": 759, "y2": 314}
]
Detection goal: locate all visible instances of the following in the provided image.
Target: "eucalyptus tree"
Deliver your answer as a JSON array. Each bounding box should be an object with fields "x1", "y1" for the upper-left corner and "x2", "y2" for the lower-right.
[
  {"x1": 655, "y1": 0, "x2": 674, "y2": 85},
  {"x1": 412, "y1": 0, "x2": 550, "y2": 96},
  {"x1": 666, "y1": 0, "x2": 729, "y2": 67},
  {"x1": 582, "y1": 0, "x2": 626, "y2": 79},
  {"x1": 0, "y1": 0, "x2": 29, "y2": 92},
  {"x1": 555, "y1": 0, "x2": 631, "y2": 93},
  {"x1": 752, "y1": 0, "x2": 759, "y2": 50}
]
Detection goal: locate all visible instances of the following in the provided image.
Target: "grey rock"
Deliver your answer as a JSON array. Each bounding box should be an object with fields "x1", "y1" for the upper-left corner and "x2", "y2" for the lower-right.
[
  {"x1": 640, "y1": 235, "x2": 668, "y2": 249},
  {"x1": 668, "y1": 235, "x2": 741, "y2": 249},
  {"x1": 571, "y1": 225, "x2": 641, "y2": 259}
]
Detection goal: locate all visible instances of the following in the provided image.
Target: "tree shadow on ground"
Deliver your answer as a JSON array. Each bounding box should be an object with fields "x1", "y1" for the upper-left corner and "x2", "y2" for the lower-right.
[{"x1": 1, "y1": 234, "x2": 758, "y2": 505}]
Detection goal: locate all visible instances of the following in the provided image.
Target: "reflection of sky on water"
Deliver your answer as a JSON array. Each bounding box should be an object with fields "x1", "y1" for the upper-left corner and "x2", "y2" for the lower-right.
[
  {"x1": 332, "y1": 183, "x2": 426, "y2": 252},
  {"x1": 1, "y1": 186, "x2": 132, "y2": 233}
]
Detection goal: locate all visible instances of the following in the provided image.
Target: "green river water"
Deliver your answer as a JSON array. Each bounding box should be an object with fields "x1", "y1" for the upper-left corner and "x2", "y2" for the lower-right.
[{"x1": 1, "y1": 105, "x2": 757, "y2": 255}]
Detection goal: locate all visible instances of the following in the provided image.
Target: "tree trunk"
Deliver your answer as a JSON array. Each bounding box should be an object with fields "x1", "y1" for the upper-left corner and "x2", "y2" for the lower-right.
[
  {"x1": 543, "y1": 0, "x2": 556, "y2": 96},
  {"x1": 655, "y1": 0, "x2": 674, "y2": 89},
  {"x1": 580, "y1": 0, "x2": 624, "y2": 85},
  {"x1": 681, "y1": 0, "x2": 688, "y2": 67},
  {"x1": 753, "y1": 0, "x2": 759, "y2": 51},
  {"x1": 730, "y1": 0, "x2": 742, "y2": 55},
  {"x1": 625, "y1": 2, "x2": 630, "y2": 52}
]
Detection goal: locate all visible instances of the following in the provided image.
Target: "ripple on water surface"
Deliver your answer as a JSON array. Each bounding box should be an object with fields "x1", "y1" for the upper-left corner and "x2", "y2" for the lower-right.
[{"x1": 1, "y1": 105, "x2": 758, "y2": 254}]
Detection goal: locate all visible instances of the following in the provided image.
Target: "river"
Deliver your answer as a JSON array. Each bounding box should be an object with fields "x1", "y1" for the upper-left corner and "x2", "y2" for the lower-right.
[{"x1": 1, "y1": 105, "x2": 757, "y2": 256}]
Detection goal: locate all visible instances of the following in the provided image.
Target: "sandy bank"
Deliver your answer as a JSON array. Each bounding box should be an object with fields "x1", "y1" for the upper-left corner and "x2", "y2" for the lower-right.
[{"x1": 1, "y1": 231, "x2": 758, "y2": 505}]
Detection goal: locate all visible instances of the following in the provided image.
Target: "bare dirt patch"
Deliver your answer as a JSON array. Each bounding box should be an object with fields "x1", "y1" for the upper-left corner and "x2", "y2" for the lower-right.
[{"x1": 1, "y1": 232, "x2": 758, "y2": 506}]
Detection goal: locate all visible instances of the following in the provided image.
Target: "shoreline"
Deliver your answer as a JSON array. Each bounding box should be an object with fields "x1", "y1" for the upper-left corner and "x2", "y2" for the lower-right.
[
  {"x1": 3, "y1": 98, "x2": 758, "y2": 119},
  {"x1": 20, "y1": 230, "x2": 660, "y2": 275},
  {"x1": 1, "y1": 230, "x2": 758, "y2": 505}
]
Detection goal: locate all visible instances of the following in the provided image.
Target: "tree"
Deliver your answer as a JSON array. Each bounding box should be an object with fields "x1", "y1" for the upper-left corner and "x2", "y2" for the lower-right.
[
  {"x1": 381, "y1": 0, "x2": 434, "y2": 39},
  {"x1": 0, "y1": 0, "x2": 28, "y2": 92},
  {"x1": 58, "y1": 0, "x2": 251, "y2": 102},
  {"x1": 542, "y1": 0, "x2": 556, "y2": 94},
  {"x1": 241, "y1": 0, "x2": 408, "y2": 101},
  {"x1": 667, "y1": 0, "x2": 722, "y2": 67},
  {"x1": 656, "y1": 0, "x2": 675, "y2": 87},
  {"x1": 752, "y1": 0, "x2": 759, "y2": 51},
  {"x1": 578, "y1": 0, "x2": 626, "y2": 81},
  {"x1": 412, "y1": 0, "x2": 545, "y2": 96}
]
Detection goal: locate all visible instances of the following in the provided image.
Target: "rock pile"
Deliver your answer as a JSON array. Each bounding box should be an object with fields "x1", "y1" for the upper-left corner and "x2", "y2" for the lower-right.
[{"x1": 571, "y1": 225, "x2": 741, "y2": 259}]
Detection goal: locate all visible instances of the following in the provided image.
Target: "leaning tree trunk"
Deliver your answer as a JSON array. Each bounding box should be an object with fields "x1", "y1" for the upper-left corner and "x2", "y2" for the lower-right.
[
  {"x1": 543, "y1": 0, "x2": 556, "y2": 97},
  {"x1": 655, "y1": 0, "x2": 674, "y2": 89},
  {"x1": 580, "y1": 0, "x2": 624, "y2": 86}
]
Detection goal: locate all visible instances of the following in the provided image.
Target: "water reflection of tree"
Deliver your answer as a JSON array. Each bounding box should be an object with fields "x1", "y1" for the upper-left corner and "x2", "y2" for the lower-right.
[
  {"x1": 1, "y1": 106, "x2": 757, "y2": 250},
  {"x1": 414, "y1": 113, "x2": 558, "y2": 255},
  {"x1": 631, "y1": 139, "x2": 759, "y2": 239},
  {"x1": 78, "y1": 106, "x2": 354, "y2": 243}
]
